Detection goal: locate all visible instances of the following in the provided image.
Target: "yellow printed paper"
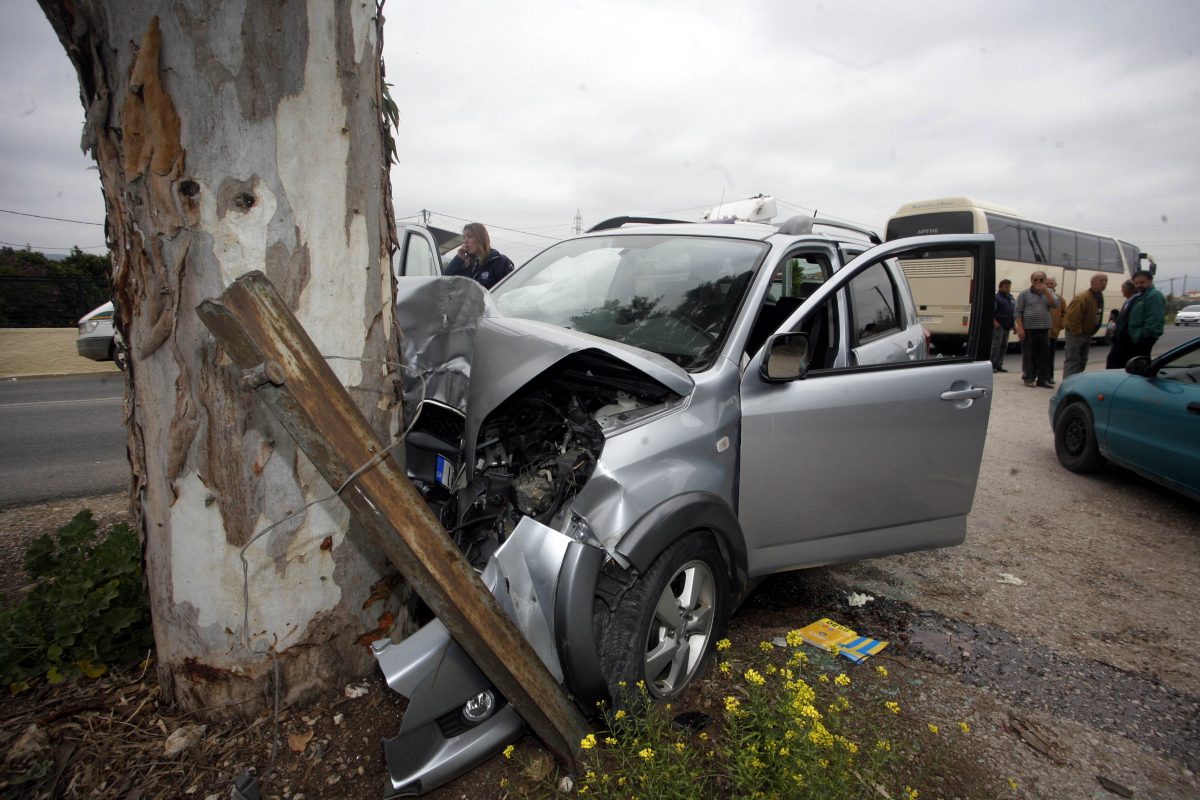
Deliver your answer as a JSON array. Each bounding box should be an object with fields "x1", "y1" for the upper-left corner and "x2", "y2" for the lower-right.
[{"x1": 796, "y1": 618, "x2": 888, "y2": 663}]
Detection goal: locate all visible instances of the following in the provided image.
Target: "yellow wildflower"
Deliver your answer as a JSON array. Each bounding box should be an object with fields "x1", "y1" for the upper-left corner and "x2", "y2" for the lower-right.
[
  {"x1": 759, "y1": 641, "x2": 774, "y2": 653},
  {"x1": 614, "y1": 709, "x2": 626, "y2": 720},
  {"x1": 779, "y1": 747, "x2": 790, "y2": 756},
  {"x1": 674, "y1": 742, "x2": 685, "y2": 752},
  {"x1": 876, "y1": 665, "x2": 888, "y2": 677},
  {"x1": 786, "y1": 629, "x2": 804, "y2": 647},
  {"x1": 580, "y1": 733, "x2": 596, "y2": 750},
  {"x1": 638, "y1": 748, "x2": 655, "y2": 760},
  {"x1": 1009, "y1": 778, "x2": 1018, "y2": 790},
  {"x1": 876, "y1": 739, "x2": 891, "y2": 751},
  {"x1": 636, "y1": 680, "x2": 645, "y2": 689},
  {"x1": 724, "y1": 696, "x2": 741, "y2": 715},
  {"x1": 716, "y1": 638, "x2": 732, "y2": 651},
  {"x1": 819, "y1": 674, "x2": 830, "y2": 683},
  {"x1": 834, "y1": 673, "x2": 850, "y2": 687},
  {"x1": 719, "y1": 661, "x2": 731, "y2": 674},
  {"x1": 827, "y1": 644, "x2": 841, "y2": 656},
  {"x1": 885, "y1": 701, "x2": 900, "y2": 714},
  {"x1": 784, "y1": 730, "x2": 795, "y2": 740},
  {"x1": 745, "y1": 668, "x2": 765, "y2": 687},
  {"x1": 605, "y1": 736, "x2": 617, "y2": 745},
  {"x1": 499, "y1": 778, "x2": 508, "y2": 787},
  {"x1": 766, "y1": 665, "x2": 777, "y2": 675},
  {"x1": 906, "y1": 788, "x2": 918, "y2": 800},
  {"x1": 503, "y1": 745, "x2": 514, "y2": 759},
  {"x1": 751, "y1": 758, "x2": 765, "y2": 770},
  {"x1": 618, "y1": 681, "x2": 627, "y2": 688},
  {"x1": 782, "y1": 668, "x2": 793, "y2": 680},
  {"x1": 618, "y1": 777, "x2": 626, "y2": 786},
  {"x1": 699, "y1": 732, "x2": 708, "y2": 740},
  {"x1": 959, "y1": 721, "x2": 970, "y2": 733},
  {"x1": 928, "y1": 724, "x2": 939, "y2": 735}
]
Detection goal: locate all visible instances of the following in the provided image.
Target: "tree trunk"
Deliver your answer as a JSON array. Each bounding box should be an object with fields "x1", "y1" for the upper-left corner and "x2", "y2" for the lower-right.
[{"x1": 38, "y1": 0, "x2": 413, "y2": 716}]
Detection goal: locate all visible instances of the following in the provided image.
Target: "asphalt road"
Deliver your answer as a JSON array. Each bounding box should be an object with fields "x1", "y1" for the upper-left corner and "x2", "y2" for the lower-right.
[
  {"x1": 0, "y1": 373, "x2": 128, "y2": 508},
  {"x1": 0, "y1": 328, "x2": 1195, "y2": 509}
]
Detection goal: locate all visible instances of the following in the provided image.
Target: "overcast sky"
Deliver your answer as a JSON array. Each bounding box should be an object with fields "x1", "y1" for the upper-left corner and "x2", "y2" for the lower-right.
[{"x1": 3, "y1": 0, "x2": 1198, "y2": 288}]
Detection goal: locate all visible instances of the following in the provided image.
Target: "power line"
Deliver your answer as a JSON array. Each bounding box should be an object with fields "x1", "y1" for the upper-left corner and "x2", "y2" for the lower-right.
[
  {"x1": 0, "y1": 208, "x2": 105, "y2": 226},
  {"x1": 0, "y1": 240, "x2": 108, "y2": 252},
  {"x1": 426, "y1": 211, "x2": 561, "y2": 240}
]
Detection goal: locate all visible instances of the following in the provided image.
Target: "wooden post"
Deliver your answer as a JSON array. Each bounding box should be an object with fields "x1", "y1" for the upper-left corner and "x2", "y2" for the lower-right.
[{"x1": 196, "y1": 271, "x2": 590, "y2": 771}]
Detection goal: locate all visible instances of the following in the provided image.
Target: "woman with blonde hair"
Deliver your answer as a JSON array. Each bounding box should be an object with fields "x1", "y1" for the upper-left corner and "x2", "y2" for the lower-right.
[{"x1": 444, "y1": 222, "x2": 514, "y2": 289}]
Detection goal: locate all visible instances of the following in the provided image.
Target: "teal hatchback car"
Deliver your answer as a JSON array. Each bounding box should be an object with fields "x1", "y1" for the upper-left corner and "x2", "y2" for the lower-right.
[{"x1": 1049, "y1": 337, "x2": 1200, "y2": 501}]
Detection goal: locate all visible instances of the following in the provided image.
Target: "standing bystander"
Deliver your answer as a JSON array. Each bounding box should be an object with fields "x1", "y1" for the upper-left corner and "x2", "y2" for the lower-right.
[
  {"x1": 1062, "y1": 274, "x2": 1107, "y2": 378},
  {"x1": 1046, "y1": 276, "x2": 1065, "y2": 378},
  {"x1": 1105, "y1": 280, "x2": 1138, "y2": 369},
  {"x1": 1014, "y1": 271, "x2": 1059, "y2": 388},
  {"x1": 991, "y1": 279, "x2": 1016, "y2": 373},
  {"x1": 1121, "y1": 270, "x2": 1166, "y2": 359}
]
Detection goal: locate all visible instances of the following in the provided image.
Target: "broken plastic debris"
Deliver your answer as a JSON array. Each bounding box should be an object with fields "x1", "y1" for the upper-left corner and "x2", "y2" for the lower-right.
[
  {"x1": 671, "y1": 711, "x2": 714, "y2": 732},
  {"x1": 796, "y1": 618, "x2": 888, "y2": 663},
  {"x1": 163, "y1": 723, "x2": 207, "y2": 759},
  {"x1": 771, "y1": 636, "x2": 788, "y2": 648},
  {"x1": 230, "y1": 769, "x2": 260, "y2": 800},
  {"x1": 1096, "y1": 776, "x2": 1133, "y2": 798},
  {"x1": 559, "y1": 776, "x2": 575, "y2": 793},
  {"x1": 847, "y1": 592, "x2": 875, "y2": 607},
  {"x1": 343, "y1": 682, "x2": 370, "y2": 698},
  {"x1": 997, "y1": 573, "x2": 1027, "y2": 586}
]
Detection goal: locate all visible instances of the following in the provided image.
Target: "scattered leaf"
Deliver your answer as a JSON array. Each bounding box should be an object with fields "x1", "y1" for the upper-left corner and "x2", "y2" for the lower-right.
[
  {"x1": 163, "y1": 723, "x2": 207, "y2": 759},
  {"x1": 523, "y1": 752, "x2": 552, "y2": 782},
  {"x1": 288, "y1": 729, "x2": 315, "y2": 753},
  {"x1": 4, "y1": 724, "x2": 49, "y2": 764}
]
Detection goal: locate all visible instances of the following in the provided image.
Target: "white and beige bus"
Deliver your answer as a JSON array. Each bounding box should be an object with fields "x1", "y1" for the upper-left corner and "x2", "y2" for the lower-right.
[{"x1": 885, "y1": 197, "x2": 1152, "y2": 353}]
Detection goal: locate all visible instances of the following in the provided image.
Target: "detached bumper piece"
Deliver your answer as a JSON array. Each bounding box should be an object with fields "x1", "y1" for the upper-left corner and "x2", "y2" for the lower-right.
[
  {"x1": 374, "y1": 516, "x2": 582, "y2": 796},
  {"x1": 382, "y1": 701, "x2": 524, "y2": 797}
]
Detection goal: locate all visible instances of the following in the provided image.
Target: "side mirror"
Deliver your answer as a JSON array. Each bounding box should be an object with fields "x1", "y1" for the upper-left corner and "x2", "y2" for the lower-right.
[
  {"x1": 760, "y1": 332, "x2": 810, "y2": 382},
  {"x1": 1125, "y1": 356, "x2": 1152, "y2": 375}
]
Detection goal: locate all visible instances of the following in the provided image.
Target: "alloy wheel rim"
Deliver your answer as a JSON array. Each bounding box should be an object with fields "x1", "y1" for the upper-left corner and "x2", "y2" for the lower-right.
[{"x1": 643, "y1": 560, "x2": 716, "y2": 697}]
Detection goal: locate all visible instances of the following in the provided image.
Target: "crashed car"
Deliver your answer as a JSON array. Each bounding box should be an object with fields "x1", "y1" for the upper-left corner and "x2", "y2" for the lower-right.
[{"x1": 373, "y1": 215, "x2": 997, "y2": 795}]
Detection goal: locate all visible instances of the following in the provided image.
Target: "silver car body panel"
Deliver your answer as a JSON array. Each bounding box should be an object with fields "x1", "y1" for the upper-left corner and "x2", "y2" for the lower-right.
[{"x1": 372, "y1": 516, "x2": 576, "y2": 796}]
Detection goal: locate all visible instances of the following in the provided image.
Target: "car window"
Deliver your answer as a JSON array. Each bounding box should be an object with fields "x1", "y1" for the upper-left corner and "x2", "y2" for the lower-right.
[
  {"x1": 403, "y1": 232, "x2": 437, "y2": 277},
  {"x1": 848, "y1": 262, "x2": 902, "y2": 344},
  {"x1": 746, "y1": 251, "x2": 830, "y2": 358},
  {"x1": 1153, "y1": 346, "x2": 1200, "y2": 384}
]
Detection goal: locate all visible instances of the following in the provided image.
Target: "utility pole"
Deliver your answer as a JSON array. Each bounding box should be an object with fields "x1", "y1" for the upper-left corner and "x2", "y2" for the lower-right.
[{"x1": 573, "y1": 209, "x2": 583, "y2": 235}]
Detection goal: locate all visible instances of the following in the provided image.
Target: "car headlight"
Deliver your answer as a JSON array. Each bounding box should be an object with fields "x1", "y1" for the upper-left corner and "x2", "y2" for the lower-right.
[{"x1": 80, "y1": 320, "x2": 98, "y2": 334}]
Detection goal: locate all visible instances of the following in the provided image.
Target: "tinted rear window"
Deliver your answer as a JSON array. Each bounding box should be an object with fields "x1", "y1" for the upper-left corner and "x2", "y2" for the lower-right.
[
  {"x1": 986, "y1": 213, "x2": 1021, "y2": 261},
  {"x1": 886, "y1": 211, "x2": 975, "y2": 241}
]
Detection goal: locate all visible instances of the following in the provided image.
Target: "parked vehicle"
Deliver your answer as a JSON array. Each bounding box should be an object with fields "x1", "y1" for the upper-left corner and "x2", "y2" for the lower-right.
[
  {"x1": 377, "y1": 215, "x2": 997, "y2": 796},
  {"x1": 76, "y1": 301, "x2": 115, "y2": 361},
  {"x1": 885, "y1": 197, "x2": 1153, "y2": 352},
  {"x1": 1175, "y1": 305, "x2": 1200, "y2": 326},
  {"x1": 1050, "y1": 336, "x2": 1200, "y2": 501},
  {"x1": 393, "y1": 222, "x2": 461, "y2": 278}
]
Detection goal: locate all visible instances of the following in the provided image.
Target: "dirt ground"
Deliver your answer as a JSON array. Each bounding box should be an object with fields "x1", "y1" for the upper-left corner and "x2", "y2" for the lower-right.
[
  {"x1": 0, "y1": 329, "x2": 120, "y2": 380},
  {"x1": 1, "y1": 361, "x2": 1198, "y2": 799}
]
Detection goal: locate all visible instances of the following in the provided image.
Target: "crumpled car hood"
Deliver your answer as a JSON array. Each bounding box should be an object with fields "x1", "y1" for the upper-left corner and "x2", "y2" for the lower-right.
[{"x1": 395, "y1": 277, "x2": 694, "y2": 465}]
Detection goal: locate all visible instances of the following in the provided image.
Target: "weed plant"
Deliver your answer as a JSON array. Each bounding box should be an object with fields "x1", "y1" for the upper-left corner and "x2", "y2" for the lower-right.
[
  {"x1": 509, "y1": 632, "x2": 978, "y2": 799},
  {"x1": 0, "y1": 510, "x2": 152, "y2": 692}
]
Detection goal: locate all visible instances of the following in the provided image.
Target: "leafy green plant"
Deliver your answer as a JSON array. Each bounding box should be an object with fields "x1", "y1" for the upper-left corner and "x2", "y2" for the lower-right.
[{"x1": 0, "y1": 510, "x2": 153, "y2": 692}]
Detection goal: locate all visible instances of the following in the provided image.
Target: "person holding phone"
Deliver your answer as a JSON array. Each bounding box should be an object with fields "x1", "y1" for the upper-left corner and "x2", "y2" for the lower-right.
[{"x1": 444, "y1": 223, "x2": 514, "y2": 289}]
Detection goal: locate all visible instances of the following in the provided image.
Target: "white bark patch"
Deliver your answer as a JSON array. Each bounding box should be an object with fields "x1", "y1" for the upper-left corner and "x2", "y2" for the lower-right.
[
  {"x1": 276, "y1": 1, "x2": 368, "y2": 388},
  {"x1": 351, "y1": 1, "x2": 372, "y2": 62},
  {"x1": 170, "y1": 471, "x2": 344, "y2": 645},
  {"x1": 198, "y1": 176, "x2": 279, "y2": 289}
]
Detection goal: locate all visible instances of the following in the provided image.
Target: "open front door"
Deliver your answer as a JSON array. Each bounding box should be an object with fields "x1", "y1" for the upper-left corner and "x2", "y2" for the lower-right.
[
  {"x1": 396, "y1": 225, "x2": 442, "y2": 278},
  {"x1": 738, "y1": 234, "x2": 996, "y2": 575}
]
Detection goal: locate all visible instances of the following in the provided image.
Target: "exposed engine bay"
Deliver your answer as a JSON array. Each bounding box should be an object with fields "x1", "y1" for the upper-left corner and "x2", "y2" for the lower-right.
[{"x1": 404, "y1": 351, "x2": 680, "y2": 567}]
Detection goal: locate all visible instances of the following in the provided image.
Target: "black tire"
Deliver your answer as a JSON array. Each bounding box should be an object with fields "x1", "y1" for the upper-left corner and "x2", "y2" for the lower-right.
[
  {"x1": 1054, "y1": 402, "x2": 1107, "y2": 473},
  {"x1": 598, "y1": 531, "x2": 729, "y2": 710}
]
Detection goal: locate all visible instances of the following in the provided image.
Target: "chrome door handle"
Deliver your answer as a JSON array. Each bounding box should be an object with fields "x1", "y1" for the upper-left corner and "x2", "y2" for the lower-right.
[
  {"x1": 906, "y1": 341, "x2": 920, "y2": 354},
  {"x1": 941, "y1": 387, "x2": 988, "y2": 401}
]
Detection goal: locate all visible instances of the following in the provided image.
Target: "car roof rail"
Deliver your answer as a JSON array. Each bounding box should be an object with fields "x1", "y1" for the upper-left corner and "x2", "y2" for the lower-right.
[
  {"x1": 586, "y1": 216, "x2": 687, "y2": 232},
  {"x1": 775, "y1": 214, "x2": 882, "y2": 245}
]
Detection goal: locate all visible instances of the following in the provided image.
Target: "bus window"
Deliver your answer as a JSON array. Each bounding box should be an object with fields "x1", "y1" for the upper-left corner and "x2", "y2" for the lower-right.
[
  {"x1": 985, "y1": 213, "x2": 1021, "y2": 262},
  {"x1": 885, "y1": 211, "x2": 974, "y2": 240},
  {"x1": 1020, "y1": 223, "x2": 1049, "y2": 264},
  {"x1": 1100, "y1": 238, "x2": 1122, "y2": 273},
  {"x1": 1050, "y1": 228, "x2": 1076, "y2": 268},
  {"x1": 1119, "y1": 241, "x2": 1140, "y2": 275},
  {"x1": 1076, "y1": 235, "x2": 1100, "y2": 272}
]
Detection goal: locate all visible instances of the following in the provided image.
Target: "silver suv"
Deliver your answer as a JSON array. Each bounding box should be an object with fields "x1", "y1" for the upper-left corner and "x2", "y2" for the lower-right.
[{"x1": 375, "y1": 216, "x2": 997, "y2": 795}]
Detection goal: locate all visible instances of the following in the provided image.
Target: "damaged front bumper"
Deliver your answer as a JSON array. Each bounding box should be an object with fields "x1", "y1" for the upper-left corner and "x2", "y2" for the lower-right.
[{"x1": 372, "y1": 516, "x2": 601, "y2": 797}]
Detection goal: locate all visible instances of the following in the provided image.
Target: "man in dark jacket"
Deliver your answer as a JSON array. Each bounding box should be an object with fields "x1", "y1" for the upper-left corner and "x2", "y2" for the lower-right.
[
  {"x1": 444, "y1": 223, "x2": 514, "y2": 290},
  {"x1": 1121, "y1": 270, "x2": 1166, "y2": 360},
  {"x1": 991, "y1": 279, "x2": 1016, "y2": 373}
]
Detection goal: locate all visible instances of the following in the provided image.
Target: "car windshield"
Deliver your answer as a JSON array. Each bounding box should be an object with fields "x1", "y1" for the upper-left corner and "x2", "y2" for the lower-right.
[{"x1": 492, "y1": 234, "x2": 767, "y2": 370}]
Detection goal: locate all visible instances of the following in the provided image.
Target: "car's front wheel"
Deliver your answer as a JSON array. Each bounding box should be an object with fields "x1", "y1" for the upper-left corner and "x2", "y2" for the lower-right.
[
  {"x1": 599, "y1": 531, "x2": 729, "y2": 710},
  {"x1": 1055, "y1": 402, "x2": 1107, "y2": 473}
]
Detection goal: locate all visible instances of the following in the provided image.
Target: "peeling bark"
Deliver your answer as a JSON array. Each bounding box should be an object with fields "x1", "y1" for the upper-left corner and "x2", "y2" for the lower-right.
[{"x1": 38, "y1": 0, "x2": 410, "y2": 718}]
